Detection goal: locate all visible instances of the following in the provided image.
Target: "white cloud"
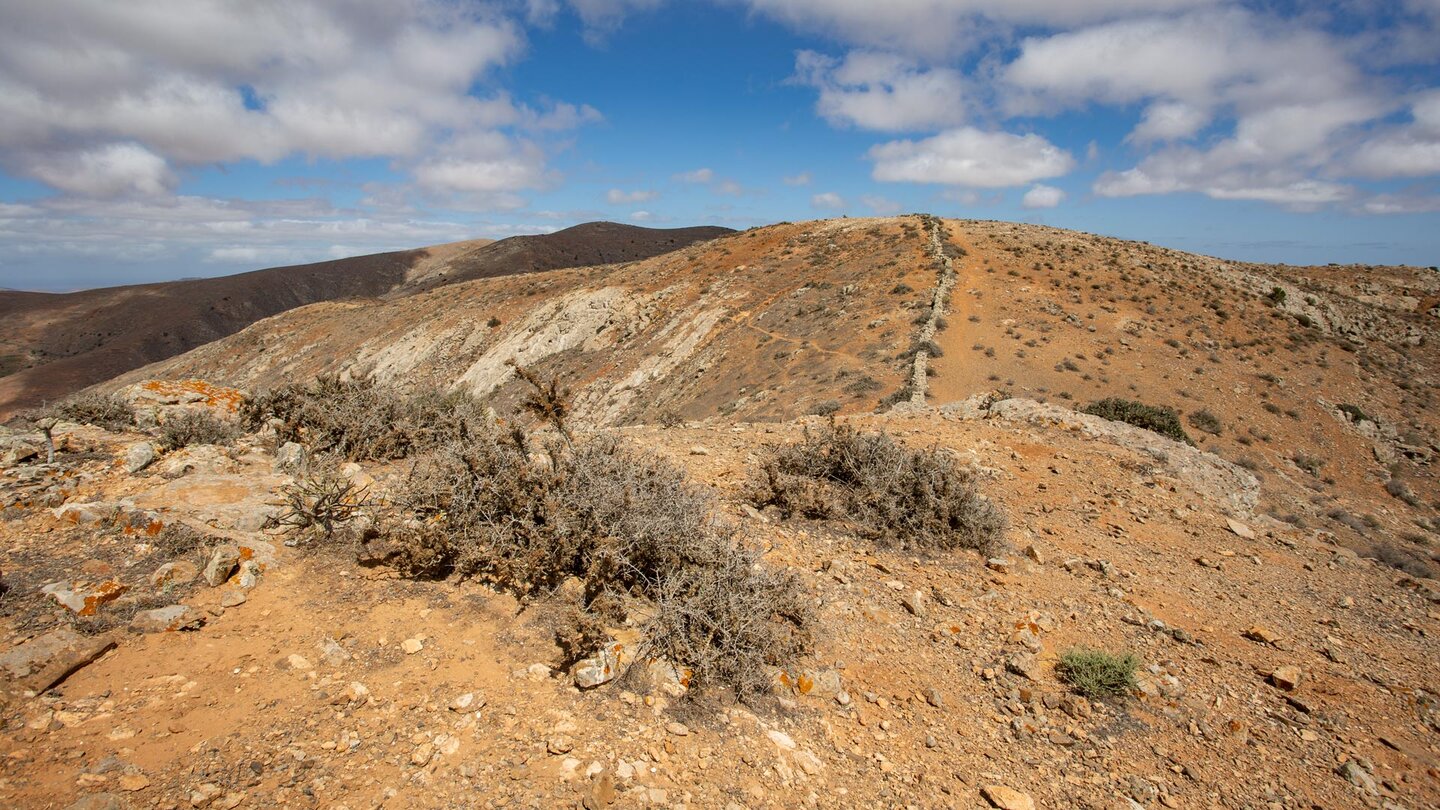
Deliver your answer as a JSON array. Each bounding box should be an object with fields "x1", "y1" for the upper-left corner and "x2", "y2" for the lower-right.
[
  {"x1": 0, "y1": 0, "x2": 597, "y2": 200},
  {"x1": 811, "y1": 192, "x2": 846, "y2": 209},
  {"x1": 1021, "y1": 184, "x2": 1065, "y2": 209},
  {"x1": 674, "y1": 168, "x2": 715, "y2": 183},
  {"x1": 782, "y1": 172, "x2": 812, "y2": 186},
  {"x1": 1094, "y1": 155, "x2": 1354, "y2": 210},
  {"x1": 606, "y1": 188, "x2": 658, "y2": 204},
  {"x1": 412, "y1": 133, "x2": 552, "y2": 198},
  {"x1": 869, "y1": 127, "x2": 1075, "y2": 188},
  {"x1": 1350, "y1": 90, "x2": 1440, "y2": 178},
  {"x1": 744, "y1": 0, "x2": 1217, "y2": 58},
  {"x1": 27, "y1": 142, "x2": 175, "y2": 197},
  {"x1": 1129, "y1": 101, "x2": 1210, "y2": 143},
  {"x1": 716, "y1": 179, "x2": 744, "y2": 196},
  {"x1": 630, "y1": 210, "x2": 653, "y2": 221},
  {"x1": 793, "y1": 50, "x2": 966, "y2": 131}
]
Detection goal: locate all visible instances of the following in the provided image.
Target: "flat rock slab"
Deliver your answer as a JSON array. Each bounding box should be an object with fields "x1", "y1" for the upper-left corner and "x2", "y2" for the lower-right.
[
  {"x1": 132, "y1": 473, "x2": 285, "y2": 532},
  {"x1": 0, "y1": 628, "x2": 118, "y2": 693}
]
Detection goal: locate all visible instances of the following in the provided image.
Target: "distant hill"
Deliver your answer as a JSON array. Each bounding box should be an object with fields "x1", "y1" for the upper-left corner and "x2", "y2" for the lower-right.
[{"x1": 0, "y1": 222, "x2": 732, "y2": 418}]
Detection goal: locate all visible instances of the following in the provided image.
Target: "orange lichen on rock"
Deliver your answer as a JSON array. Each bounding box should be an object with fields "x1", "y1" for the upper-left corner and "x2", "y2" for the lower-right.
[
  {"x1": 139, "y1": 379, "x2": 247, "y2": 413},
  {"x1": 78, "y1": 581, "x2": 128, "y2": 617}
]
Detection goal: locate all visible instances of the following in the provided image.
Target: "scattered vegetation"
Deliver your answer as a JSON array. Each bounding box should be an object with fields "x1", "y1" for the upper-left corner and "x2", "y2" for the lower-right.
[
  {"x1": 242, "y1": 375, "x2": 485, "y2": 461},
  {"x1": 807, "y1": 400, "x2": 841, "y2": 417},
  {"x1": 360, "y1": 368, "x2": 812, "y2": 699},
  {"x1": 47, "y1": 393, "x2": 135, "y2": 431},
  {"x1": 1187, "y1": 408, "x2": 1223, "y2": 436},
  {"x1": 1081, "y1": 398, "x2": 1194, "y2": 446},
  {"x1": 747, "y1": 421, "x2": 1006, "y2": 554},
  {"x1": 1291, "y1": 452, "x2": 1325, "y2": 476},
  {"x1": 158, "y1": 410, "x2": 240, "y2": 450},
  {"x1": 1057, "y1": 648, "x2": 1139, "y2": 698}
]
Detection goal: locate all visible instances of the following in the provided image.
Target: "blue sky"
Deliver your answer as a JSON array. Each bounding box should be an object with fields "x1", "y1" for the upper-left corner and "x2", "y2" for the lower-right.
[{"x1": 1, "y1": 0, "x2": 1438, "y2": 291}]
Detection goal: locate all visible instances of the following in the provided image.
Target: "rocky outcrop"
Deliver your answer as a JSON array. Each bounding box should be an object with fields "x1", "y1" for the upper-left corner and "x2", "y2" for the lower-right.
[{"x1": 943, "y1": 393, "x2": 1261, "y2": 515}]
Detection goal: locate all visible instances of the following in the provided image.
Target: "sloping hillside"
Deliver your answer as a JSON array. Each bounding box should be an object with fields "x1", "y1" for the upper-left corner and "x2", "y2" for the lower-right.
[
  {"x1": 107, "y1": 218, "x2": 937, "y2": 425},
  {"x1": 1, "y1": 215, "x2": 1438, "y2": 809},
  {"x1": 0, "y1": 223, "x2": 731, "y2": 419}
]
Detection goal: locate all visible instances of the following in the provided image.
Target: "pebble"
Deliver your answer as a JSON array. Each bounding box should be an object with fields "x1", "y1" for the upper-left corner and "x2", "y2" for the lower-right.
[
  {"x1": 665, "y1": 722, "x2": 690, "y2": 736},
  {"x1": 401, "y1": 638, "x2": 424, "y2": 655}
]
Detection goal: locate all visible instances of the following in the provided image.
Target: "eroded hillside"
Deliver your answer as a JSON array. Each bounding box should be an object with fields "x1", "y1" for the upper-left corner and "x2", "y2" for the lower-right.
[
  {"x1": 2, "y1": 215, "x2": 1438, "y2": 809},
  {"x1": 0, "y1": 222, "x2": 729, "y2": 419},
  {"x1": 107, "y1": 218, "x2": 942, "y2": 425}
]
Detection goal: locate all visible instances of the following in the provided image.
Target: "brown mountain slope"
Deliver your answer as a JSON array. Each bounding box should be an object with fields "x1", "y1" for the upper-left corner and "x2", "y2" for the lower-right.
[
  {"x1": 0, "y1": 222, "x2": 732, "y2": 418},
  {"x1": 107, "y1": 214, "x2": 1439, "y2": 554},
  {"x1": 397, "y1": 221, "x2": 733, "y2": 293}
]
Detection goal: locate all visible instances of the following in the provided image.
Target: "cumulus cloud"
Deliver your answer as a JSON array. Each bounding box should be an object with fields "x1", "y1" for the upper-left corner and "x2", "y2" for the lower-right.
[
  {"x1": 1002, "y1": 8, "x2": 1410, "y2": 210},
  {"x1": 811, "y1": 192, "x2": 846, "y2": 209},
  {"x1": 27, "y1": 142, "x2": 175, "y2": 197},
  {"x1": 1350, "y1": 90, "x2": 1440, "y2": 178},
  {"x1": 0, "y1": 0, "x2": 593, "y2": 201},
  {"x1": 606, "y1": 188, "x2": 659, "y2": 204},
  {"x1": 1129, "y1": 101, "x2": 1210, "y2": 143},
  {"x1": 793, "y1": 50, "x2": 966, "y2": 131},
  {"x1": 1021, "y1": 184, "x2": 1065, "y2": 209},
  {"x1": 411, "y1": 133, "x2": 553, "y2": 209},
  {"x1": 567, "y1": 0, "x2": 666, "y2": 42},
  {"x1": 783, "y1": 172, "x2": 812, "y2": 186},
  {"x1": 869, "y1": 127, "x2": 1075, "y2": 188}
]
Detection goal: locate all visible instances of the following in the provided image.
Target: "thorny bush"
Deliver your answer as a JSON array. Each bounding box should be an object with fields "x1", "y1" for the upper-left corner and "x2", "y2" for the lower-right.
[{"x1": 746, "y1": 420, "x2": 1006, "y2": 554}]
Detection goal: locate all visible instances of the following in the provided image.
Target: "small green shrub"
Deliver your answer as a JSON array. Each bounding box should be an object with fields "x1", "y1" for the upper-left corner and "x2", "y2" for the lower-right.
[
  {"x1": 158, "y1": 410, "x2": 240, "y2": 450},
  {"x1": 1187, "y1": 408, "x2": 1223, "y2": 436},
  {"x1": 1057, "y1": 648, "x2": 1139, "y2": 698},
  {"x1": 1267, "y1": 287, "x2": 1287, "y2": 305},
  {"x1": 747, "y1": 422, "x2": 1006, "y2": 554},
  {"x1": 1081, "y1": 398, "x2": 1193, "y2": 445}
]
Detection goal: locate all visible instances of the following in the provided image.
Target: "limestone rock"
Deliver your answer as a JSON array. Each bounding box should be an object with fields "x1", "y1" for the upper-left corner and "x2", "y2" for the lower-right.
[
  {"x1": 130, "y1": 605, "x2": 205, "y2": 633},
  {"x1": 981, "y1": 785, "x2": 1035, "y2": 810},
  {"x1": 124, "y1": 442, "x2": 157, "y2": 474},
  {"x1": 202, "y1": 545, "x2": 241, "y2": 587},
  {"x1": 1269, "y1": 665, "x2": 1302, "y2": 691},
  {"x1": 150, "y1": 561, "x2": 199, "y2": 589}
]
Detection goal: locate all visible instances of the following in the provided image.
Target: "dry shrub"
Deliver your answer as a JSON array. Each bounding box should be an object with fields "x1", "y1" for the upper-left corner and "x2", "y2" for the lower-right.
[
  {"x1": 747, "y1": 421, "x2": 1006, "y2": 554},
  {"x1": 273, "y1": 459, "x2": 369, "y2": 542},
  {"x1": 386, "y1": 416, "x2": 811, "y2": 699},
  {"x1": 47, "y1": 392, "x2": 135, "y2": 432},
  {"x1": 158, "y1": 409, "x2": 239, "y2": 450},
  {"x1": 243, "y1": 375, "x2": 485, "y2": 461},
  {"x1": 1366, "y1": 541, "x2": 1436, "y2": 578}
]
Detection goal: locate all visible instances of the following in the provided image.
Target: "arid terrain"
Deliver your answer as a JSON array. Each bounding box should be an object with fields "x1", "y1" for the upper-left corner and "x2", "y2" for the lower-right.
[
  {"x1": 0, "y1": 216, "x2": 1436, "y2": 809},
  {"x1": 0, "y1": 223, "x2": 730, "y2": 419}
]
